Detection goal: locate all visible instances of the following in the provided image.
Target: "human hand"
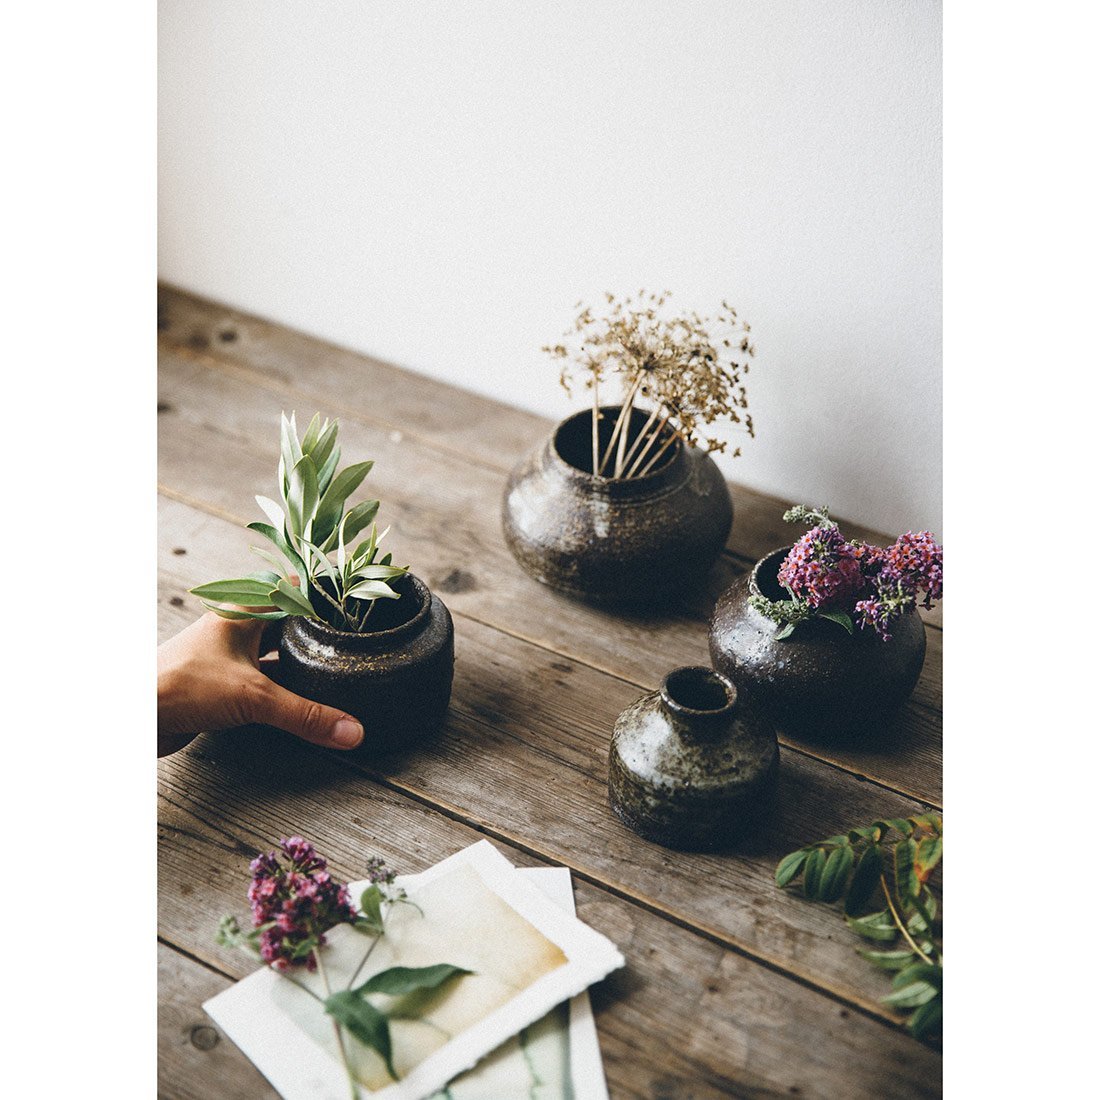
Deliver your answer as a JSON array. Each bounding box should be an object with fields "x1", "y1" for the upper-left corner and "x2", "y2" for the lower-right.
[{"x1": 157, "y1": 613, "x2": 365, "y2": 757}]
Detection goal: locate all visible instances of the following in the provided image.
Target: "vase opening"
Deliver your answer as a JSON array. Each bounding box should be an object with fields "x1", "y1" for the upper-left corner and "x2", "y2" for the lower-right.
[
  {"x1": 751, "y1": 547, "x2": 793, "y2": 602},
  {"x1": 661, "y1": 666, "x2": 736, "y2": 715},
  {"x1": 553, "y1": 406, "x2": 680, "y2": 479},
  {"x1": 309, "y1": 572, "x2": 426, "y2": 636}
]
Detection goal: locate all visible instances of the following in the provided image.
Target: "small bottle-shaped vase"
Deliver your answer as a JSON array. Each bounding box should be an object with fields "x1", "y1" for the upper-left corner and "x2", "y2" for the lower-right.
[{"x1": 608, "y1": 667, "x2": 778, "y2": 850}]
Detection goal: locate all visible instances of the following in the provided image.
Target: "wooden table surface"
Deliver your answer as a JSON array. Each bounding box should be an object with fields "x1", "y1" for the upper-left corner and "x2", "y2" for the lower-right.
[{"x1": 157, "y1": 284, "x2": 943, "y2": 1100}]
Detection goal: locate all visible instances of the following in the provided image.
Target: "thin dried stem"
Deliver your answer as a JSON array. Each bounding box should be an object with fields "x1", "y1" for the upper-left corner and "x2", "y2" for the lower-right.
[
  {"x1": 637, "y1": 426, "x2": 683, "y2": 476},
  {"x1": 591, "y1": 377, "x2": 600, "y2": 475},
  {"x1": 619, "y1": 400, "x2": 663, "y2": 474},
  {"x1": 623, "y1": 411, "x2": 672, "y2": 478},
  {"x1": 599, "y1": 375, "x2": 643, "y2": 475}
]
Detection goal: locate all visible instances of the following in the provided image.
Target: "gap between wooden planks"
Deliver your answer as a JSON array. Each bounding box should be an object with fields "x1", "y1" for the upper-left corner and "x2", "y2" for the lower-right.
[
  {"x1": 156, "y1": 732, "x2": 941, "y2": 1099},
  {"x1": 157, "y1": 283, "x2": 942, "y2": 635},
  {"x1": 156, "y1": 348, "x2": 942, "y2": 806},
  {"x1": 158, "y1": 495, "x2": 935, "y2": 1024}
]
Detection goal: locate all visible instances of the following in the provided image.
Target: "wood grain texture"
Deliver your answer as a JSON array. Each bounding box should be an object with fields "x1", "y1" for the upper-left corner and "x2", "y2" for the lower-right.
[
  {"x1": 157, "y1": 346, "x2": 941, "y2": 806},
  {"x1": 157, "y1": 284, "x2": 943, "y2": 1099},
  {"x1": 157, "y1": 283, "x2": 941, "y2": 632},
  {"x1": 157, "y1": 737, "x2": 940, "y2": 1100},
  {"x1": 159, "y1": 942, "x2": 279, "y2": 1100},
  {"x1": 159, "y1": 494, "x2": 932, "y2": 1020}
]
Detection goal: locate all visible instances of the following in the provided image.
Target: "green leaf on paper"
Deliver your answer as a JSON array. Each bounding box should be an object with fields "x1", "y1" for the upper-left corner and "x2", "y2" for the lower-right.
[
  {"x1": 358, "y1": 885, "x2": 384, "y2": 930},
  {"x1": 324, "y1": 991, "x2": 397, "y2": 1080},
  {"x1": 354, "y1": 964, "x2": 472, "y2": 997}
]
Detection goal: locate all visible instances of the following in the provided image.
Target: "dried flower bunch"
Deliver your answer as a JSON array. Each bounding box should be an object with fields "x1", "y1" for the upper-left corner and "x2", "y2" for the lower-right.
[
  {"x1": 776, "y1": 814, "x2": 942, "y2": 1041},
  {"x1": 190, "y1": 412, "x2": 408, "y2": 632},
  {"x1": 545, "y1": 291, "x2": 756, "y2": 479},
  {"x1": 751, "y1": 506, "x2": 943, "y2": 641},
  {"x1": 218, "y1": 837, "x2": 470, "y2": 1092}
]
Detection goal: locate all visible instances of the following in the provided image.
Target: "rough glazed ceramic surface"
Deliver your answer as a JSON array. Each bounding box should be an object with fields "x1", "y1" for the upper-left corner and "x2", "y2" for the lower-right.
[
  {"x1": 277, "y1": 573, "x2": 454, "y2": 750},
  {"x1": 608, "y1": 667, "x2": 779, "y2": 850},
  {"x1": 502, "y1": 406, "x2": 733, "y2": 603},
  {"x1": 708, "y1": 547, "x2": 926, "y2": 739}
]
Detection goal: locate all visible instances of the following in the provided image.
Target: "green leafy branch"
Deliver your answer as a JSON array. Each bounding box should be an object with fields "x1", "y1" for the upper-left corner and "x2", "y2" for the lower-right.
[
  {"x1": 190, "y1": 412, "x2": 409, "y2": 632},
  {"x1": 775, "y1": 813, "x2": 943, "y2": 1040}
]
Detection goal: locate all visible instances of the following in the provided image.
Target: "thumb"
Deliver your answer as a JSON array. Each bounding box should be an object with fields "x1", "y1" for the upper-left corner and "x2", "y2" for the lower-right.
[{"x1": 250, "y1": 680, "x2": 365, "y2": 750}]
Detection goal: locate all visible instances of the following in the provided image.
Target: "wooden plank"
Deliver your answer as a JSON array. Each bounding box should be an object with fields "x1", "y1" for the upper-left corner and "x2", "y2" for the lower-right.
[
  {"x1": 157, "y1": 282, "x2": 942, "y2": 631},
  {"x1": 159, "y1": 495, "x2": 937, "y2": 1019},
  {"x1": 158, "y1": 738, "x2": 941, "y2": 1100},
  {"x1": 157, "y1": 352, "x2": 942, "y2": 805},
  {"x1": 159, "y1": 942, "x2": 278, "y2": 1100}
]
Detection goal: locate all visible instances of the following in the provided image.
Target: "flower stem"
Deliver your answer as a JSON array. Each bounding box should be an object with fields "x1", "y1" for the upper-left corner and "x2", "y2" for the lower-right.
[
  {"x1": 618, "y1": 402, "x2": 663, "y2": 474},
  {"x1": 880, "y1": 875, "x2": 934, "y2": 965},
  {"x1": 598, "y1": 376, "x2": 642, "y2": 475},
  {"x1": 591, "y1": 377, "x2": 600, "y2": 475},
  {"x1": 637, "y1": 425, "x2": 683, "y2": 476},
  {"x1": 623, "y1": 410, "x2": 671, "y2": 478},
  {"x1": 315, "y1": 949, "x2": 360, "y2": 1100}
]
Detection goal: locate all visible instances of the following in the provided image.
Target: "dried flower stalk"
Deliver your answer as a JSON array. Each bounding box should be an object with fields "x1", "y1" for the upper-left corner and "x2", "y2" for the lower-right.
[{"x1": 545, "y1": 291, "x2": 756, "y2": 479}]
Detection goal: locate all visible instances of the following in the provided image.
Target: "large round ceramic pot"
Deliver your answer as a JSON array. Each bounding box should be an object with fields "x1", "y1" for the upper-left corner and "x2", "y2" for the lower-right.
[
  {"x1": 277, "y1": 573, "x2": 454, "y2": 750},
  {"x1": 608, "y1": 666, "x2": 779, "y2": 851},
  {"x1": 502, "y1": 406, "x2": 733, "y2": 603},
  {"x1": 708, "y1": 547, "x2": 926, "y2": 739}
]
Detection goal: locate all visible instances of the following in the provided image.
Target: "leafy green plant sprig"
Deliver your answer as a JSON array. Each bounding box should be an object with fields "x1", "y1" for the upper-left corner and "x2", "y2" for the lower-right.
[
  {"x1": 190, "y1": 412, "x2": 408, "y2": 632},
  {"x1": 776, "y1": 814, "x2": 942, "y2": 1040}
]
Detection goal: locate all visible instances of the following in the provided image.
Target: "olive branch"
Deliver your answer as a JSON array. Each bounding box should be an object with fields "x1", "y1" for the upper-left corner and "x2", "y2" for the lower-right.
[{"x1": 776, "y1": 813, "x2": 943, "y2": 1040}]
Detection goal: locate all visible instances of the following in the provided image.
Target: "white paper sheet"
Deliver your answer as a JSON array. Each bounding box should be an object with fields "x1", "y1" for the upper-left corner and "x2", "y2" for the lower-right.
[{"x1": 204, "y1": 841, "x2": 622, "y2": 1100}]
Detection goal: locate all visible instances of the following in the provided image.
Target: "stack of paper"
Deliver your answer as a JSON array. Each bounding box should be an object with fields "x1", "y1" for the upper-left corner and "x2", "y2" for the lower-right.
[{"x1": 204, "y1": 840, "x2": 624, "y2": 1099}]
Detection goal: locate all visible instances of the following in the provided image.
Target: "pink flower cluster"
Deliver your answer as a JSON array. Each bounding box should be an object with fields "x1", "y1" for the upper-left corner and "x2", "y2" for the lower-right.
[
  {"x1": 248, "y1": 837, "x2": 357, "y2": 971},
  {"x1": 778, "y1": 521, "x2": 943, "y2": 641},
  {"x1": 777, "y1": 525, "x2": 867, "y2": 610}
]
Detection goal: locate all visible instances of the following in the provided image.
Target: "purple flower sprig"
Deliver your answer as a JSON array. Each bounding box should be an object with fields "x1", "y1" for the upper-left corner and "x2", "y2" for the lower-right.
[
  {"x1": 754, "y1": 506, "x2": 943, "y2": 641},
  {"x1": 217, "y1": 837, "x2": 471, "y2": 1094}
]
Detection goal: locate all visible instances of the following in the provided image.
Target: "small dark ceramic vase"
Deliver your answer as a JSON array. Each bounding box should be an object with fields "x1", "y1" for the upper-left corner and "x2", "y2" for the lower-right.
[
  {"x1": 277, "y1": 573, "x2": 454, "y2": 750},
  {"x1": 708, "y1": 547, "x2": 926, "y2": 739},
  {"x1": 502, "y1": 406, "x2": 733, "y2": 603},
  {"x1": 608, "y1": 667, "x2": 779, "y2": 850}
]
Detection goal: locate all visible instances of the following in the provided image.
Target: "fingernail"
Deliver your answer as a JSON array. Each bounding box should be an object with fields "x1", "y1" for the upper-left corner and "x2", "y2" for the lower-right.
[{"x1": 332, "y1": 717, "x2": 364, "y2": 748}]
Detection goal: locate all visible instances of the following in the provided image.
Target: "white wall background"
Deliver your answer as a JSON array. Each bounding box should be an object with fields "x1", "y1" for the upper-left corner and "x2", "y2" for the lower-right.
[{"x1": 159, "y1": 0, "x2": 941, "y2": 536}]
